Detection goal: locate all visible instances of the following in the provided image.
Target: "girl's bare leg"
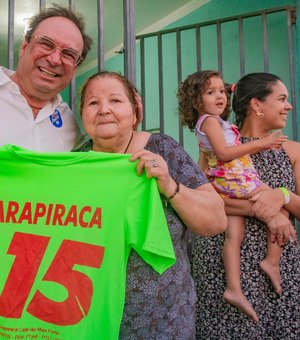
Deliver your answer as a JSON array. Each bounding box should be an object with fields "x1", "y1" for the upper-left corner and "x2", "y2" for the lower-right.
[
  {"x1": 259, "y1": 208, "x2": 289, "y2": 295},
  {"x1": 223, "y1": 215, "x2": 259, "y2": 322},
  {"x1": 246, "y1": 184, "x2": 283, "y2": 294},
  {"x1": 259, "y1": 232, "x2": 282, "y2": 294}
]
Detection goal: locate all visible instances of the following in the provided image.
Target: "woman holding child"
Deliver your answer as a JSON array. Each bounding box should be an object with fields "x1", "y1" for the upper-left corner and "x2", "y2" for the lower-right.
[{"x1": 181, "y1": 72, "x2": 300, "y2": 339}]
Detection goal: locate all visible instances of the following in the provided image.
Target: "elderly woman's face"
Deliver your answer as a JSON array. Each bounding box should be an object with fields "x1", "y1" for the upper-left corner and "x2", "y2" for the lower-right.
[
  {"x1": 81, "y1": 76, "x2": 137, "y2": 140},
  {"x1": 259, "y1": 80, "x2": 292, "y2": 129}
]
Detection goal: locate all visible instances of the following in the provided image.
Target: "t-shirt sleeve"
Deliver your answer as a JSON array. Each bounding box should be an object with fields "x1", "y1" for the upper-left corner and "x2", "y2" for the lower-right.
[{"x1": 125, "y1": 175, "x2": 176, "y2": 274}]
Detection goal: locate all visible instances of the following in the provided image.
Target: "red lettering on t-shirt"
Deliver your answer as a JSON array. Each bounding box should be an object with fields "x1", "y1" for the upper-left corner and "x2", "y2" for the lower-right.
[
  {"x1": 5, "y1": 201, "x2": 19, "y2": 223},
  {"x1": 33, "y1": 203, "x2": 47, "y2": 224},
  {"x1": 45, "y1": 204, "x2": 53, "y2": 225},
  {"x1": 0, "y1": 201, "x2": 4, "y2": 223},
  {"x1": 52, "y1": 204, "x2": 66, "y2": 226},
  {"x1": 89, "y1": 208, "x2": 102, "y2": 229},
  {"x1": 18, "y1": 202, "x2": 33, "y2": 224},
  {"x1": 79, "y1": 206, "x2": 91, "y2": 228},
  {"x1": 63, "y1": 205, "x2": 78, "y2": 227}
]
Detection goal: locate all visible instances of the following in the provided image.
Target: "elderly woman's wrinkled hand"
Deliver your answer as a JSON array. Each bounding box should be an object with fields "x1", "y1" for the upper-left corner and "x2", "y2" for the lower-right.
[{"x1": 130, "y1": 149, "x2": 176, "y2": 198}]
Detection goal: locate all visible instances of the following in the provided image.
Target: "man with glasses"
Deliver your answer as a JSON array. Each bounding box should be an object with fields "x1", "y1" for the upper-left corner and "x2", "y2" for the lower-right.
[{"x1": 0, "y1": 4, "x2": 93, "y2": 151}]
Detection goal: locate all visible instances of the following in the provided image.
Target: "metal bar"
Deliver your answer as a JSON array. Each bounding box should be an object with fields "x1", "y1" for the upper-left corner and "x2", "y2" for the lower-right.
[
  {"x1": 140, "y1": 38, "x2": 146, "y2": 130},
  {"x1": 8, "y1": 0, "x2": 14, "y2": 69},
  {"x1": 176, "y1": 30, "x2": 183, "y2": 145},
  {"x1": 287, "y1": 8, "x2": 298, "y2": 141},
  {"x1": 39, "y1": 0, "x2": 46, "y2": 9},
  {"x1": 238, "y1": 17, "x2": 245, "y2": 76},
  {"x1": 69, "y1": 0, "x2": 76, "y2": 113},
  {"x1": 97, "y1": 0, "x2": 105, "y2": 72},
  {"x1": 123, "y1": 0, "x2": 136, "y2": 85},
  {"x1": 216, "y1": 21, "x2": 222, "y2": 72},
  {"x1": 157, "y1": 33, "x2": 164, "y2": 133},
  {"x1": 262, "y1": 13, "x2": 269, "y2": 72},
  {"x1": 69, "y1": 1, "x2": 75, "y2": 11},
  {"x1": 196, "y1": 25, "x2": 201, "y2": 71}
]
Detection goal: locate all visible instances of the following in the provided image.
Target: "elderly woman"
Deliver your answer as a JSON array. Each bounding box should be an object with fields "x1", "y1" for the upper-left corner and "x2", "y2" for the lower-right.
[
  {"x1": 191, "y1": 72, "x2": 300, "y2": 339},
  {"x1": 78, "y1": 71, "x2": 227, "y2": 339}
]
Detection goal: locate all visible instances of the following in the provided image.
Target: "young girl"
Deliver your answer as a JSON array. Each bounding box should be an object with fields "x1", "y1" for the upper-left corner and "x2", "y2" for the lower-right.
[{"x1": 178, "y1": 70, "x2": 290, "y2": 322}]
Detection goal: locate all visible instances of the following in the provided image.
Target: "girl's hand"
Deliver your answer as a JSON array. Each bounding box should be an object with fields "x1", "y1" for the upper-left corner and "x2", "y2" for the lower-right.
[
  {"x1": 130, "y1": 149, "x2": 177, "y2": 198},
  {"x1": 260, "y1": 130, "x2": 288, "y2": 149}
]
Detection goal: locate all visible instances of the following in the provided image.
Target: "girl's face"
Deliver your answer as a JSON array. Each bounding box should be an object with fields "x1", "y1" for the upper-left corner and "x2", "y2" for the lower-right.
[
  {"x1": 81, "y1": 76, "x2": 137, "y2": 141},
  {"x1": 258, "y1": 80, "x2": 292, "y2": 130},
  {"x1": 201, "y1": 76, "x2": 227, "y2": 116}
]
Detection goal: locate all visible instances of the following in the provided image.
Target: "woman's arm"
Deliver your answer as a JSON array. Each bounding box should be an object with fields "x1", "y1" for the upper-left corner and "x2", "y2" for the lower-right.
[
  {"x1": 198, "y1": 152, "x2": 208, "y2": 171},
  {"x1": 223, "y1": 197, "x2": 254, "y2": 216},
  {"x1": 281, "y1": 140, "x2": 300, "y2": 220},
  {"x1": 202, "y1": 117, "x2": 287, "y2": 162},
  {"x1": 167, "y1": 182, "x2": 227, "y2": 236},
  {"x1": 250, "y1": 140, "x2": 300, "y2": 221},
  {"x1": 224, "y1": 197, "x2": 296, "y2": 245},
  {"x1": 131, "y1": 149, "x2": 227, "y2": 236}
]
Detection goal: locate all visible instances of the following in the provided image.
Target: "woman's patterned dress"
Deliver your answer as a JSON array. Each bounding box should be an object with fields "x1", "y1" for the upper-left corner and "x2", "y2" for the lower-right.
[
  {"x1": 118, "y1": 133, "x2": 208, "y2": 340},
  {"x1": 192, "y1": 138, "x2": 300, "y2": 339}
]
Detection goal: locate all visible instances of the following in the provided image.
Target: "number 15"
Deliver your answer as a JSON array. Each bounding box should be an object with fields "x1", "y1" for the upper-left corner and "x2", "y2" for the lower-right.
[{"x1": 0, "y1": 232, "x2": 104, "y2": 325}]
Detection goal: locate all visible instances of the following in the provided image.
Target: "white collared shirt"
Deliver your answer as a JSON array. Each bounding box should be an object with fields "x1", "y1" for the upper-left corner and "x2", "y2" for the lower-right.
[{"x1": 0, "y1": 66, "x2": 86, "y2": 152}]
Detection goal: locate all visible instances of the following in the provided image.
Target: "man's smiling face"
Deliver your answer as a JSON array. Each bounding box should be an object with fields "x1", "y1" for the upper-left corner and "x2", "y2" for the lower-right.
[{"x1": 16, "y1": 16, "x2": 83, "y2": 101}]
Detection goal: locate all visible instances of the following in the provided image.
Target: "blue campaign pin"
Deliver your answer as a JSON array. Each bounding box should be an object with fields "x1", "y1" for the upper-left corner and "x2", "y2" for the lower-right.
[{"x1": 49, "y1": 109, "x2": 63, "y2": 128}]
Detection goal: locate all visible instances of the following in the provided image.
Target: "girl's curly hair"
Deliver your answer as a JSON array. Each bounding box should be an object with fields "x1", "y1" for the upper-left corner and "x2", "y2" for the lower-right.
[{"x1": 177, "y1": 70, "x2": 230, "y2": 130}]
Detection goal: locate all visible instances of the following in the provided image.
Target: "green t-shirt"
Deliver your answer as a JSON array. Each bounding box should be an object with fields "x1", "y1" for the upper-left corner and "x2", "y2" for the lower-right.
[{"x1": 0, "y1": 145, "x2": 175, "y2": 340}]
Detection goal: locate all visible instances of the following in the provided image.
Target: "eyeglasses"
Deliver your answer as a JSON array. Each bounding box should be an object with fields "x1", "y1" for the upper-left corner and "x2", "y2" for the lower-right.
[{"x1": 31, "y1": 35, "x2": 82, "y2": 67}]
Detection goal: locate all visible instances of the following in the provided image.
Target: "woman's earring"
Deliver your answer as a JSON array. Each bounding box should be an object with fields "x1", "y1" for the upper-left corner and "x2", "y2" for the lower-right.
[{"x1": 255, "y1": 111, "x2": 264, "y2": 118}]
